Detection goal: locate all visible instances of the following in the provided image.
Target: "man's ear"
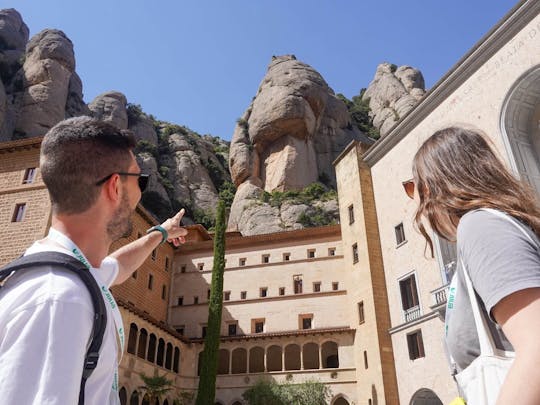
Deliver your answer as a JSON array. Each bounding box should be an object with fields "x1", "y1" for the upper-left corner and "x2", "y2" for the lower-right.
[{"x1": 102, "y1": 174, "x2": 122, "y2": 203}]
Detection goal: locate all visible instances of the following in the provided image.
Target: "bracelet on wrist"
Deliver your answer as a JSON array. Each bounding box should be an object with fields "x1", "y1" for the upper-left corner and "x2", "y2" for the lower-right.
[{"x1": 146, "y1": 225, "x2": 168, "y2": 244}]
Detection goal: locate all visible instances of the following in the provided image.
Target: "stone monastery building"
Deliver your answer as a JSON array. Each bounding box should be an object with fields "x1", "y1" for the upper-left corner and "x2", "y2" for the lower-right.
[{"x1": 0, "y1": 1, "x2": 539, "y2": 404}]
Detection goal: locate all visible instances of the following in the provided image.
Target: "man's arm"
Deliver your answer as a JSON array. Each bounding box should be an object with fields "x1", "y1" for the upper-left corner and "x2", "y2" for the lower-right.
[{"x1": 111, "y1": 209, "x2": 188, "y2": 285}]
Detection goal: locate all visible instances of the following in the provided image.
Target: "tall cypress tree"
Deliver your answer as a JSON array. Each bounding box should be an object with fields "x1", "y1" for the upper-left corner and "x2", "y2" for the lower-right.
[{"x1": 195, "y1": 200, "x2": 226, "y2": 405}]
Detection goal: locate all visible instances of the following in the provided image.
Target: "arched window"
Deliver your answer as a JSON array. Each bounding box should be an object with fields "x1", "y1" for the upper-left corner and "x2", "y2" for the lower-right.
[
  {"x1": 502, "y1": 66, "x2": 540, "y2": 194},
  {"x1": 409, "y1": 388, "x2": 443, "y2": 405},
  {"x1": 157, "y1": 338, "x2": 165, "y2": 367},
  {"x1": 127, "y1": 323, "x2": 138, "y2": 354},
  {"x1": 217, "y1": 349, "x2": 230, "y2": 375},
  {"x1": 249, "y1": 347, "x2": 264, "y2": 373},
  {"x1": 284, "y1": 344, "x2": 301, "y2": 370},
  {"x1": 165, "y1": 342, "x2": 173, "y2": 369},
  {"x1": 303, "y1": 342, "x2": 319, "y2": 369},
  {"x1": 322, "y1": 341, "x2": 339, "y2": 368},
  {"x1": 142, "y1": 394, "x2": 150, "y2": 405},
  {"x1": 333, "y1": 397, "x2": 350, "y2": 405},
  {"x1": 137, "y1": 328, "x2": 148, "y2": 359},
  {"x1": 231, "y1": 348, "x2": 247, "y2": 374},
  {"x1": 119, "y1": 387, "x2": 127, "y2": 405},
  {"x1": 147, "y1": 333, "x2": 157, "y2": 363},
  {"x1": 130, "y1": 391, "x2": 139, "y2": 405},
  {"x1": 173, "y1": 347, "x2": 180, "y2": 373},
  {"x1": 267, "y1": 345, "x2": 282, "y2": 371}
]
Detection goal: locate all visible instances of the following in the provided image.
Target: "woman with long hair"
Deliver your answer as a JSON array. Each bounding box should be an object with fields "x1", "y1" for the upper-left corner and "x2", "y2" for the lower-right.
[{"x1": 407, "y1": 126, "x2": 540, "y2": 404}]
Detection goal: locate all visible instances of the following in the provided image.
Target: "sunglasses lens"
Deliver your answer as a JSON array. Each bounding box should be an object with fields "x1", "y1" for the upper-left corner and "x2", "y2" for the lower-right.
[
  {"x1": 139, "y1": 175, "x2": 149, "y2": 192},
  {"x1": 403, "y1": 181, "x2": 415, "y2": 199}
]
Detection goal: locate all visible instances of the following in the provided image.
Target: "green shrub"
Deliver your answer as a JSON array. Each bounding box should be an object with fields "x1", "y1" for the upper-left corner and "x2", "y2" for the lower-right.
[
  {"x1": 337, "y1": 92, "x2": 380, "y2": 140},
  {"x1": 135, "y1": 140, "x2": 158, "y2": 158},
  {"x1": 298, "y1": 207, "x2": 336, "y2": 227},
  {"x1": 126, "y1": 103, "x2": 144, "y2": 126},
  {"x1": 243, "y1": 379, "x2": 331, "y2": 405}
]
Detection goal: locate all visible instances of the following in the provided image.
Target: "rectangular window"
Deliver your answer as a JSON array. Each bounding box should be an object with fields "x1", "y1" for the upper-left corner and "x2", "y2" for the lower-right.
[
  {"x1": 165, "y1": 257, "x2": 170, "y2": 272},
  {"x1": 147, "y1": 274, "x2": 154, "y2": 290},
  {"x1": 399, "y1": 274, "x2": 419, "y2": 311},
  {"x1": 332, "y1": 282, "x2": 339, "y2": 291},
  {"x1": 23, "y1": 168, "x2": 37, "y2": 184},
  {"x1": 348, "y1": 204, "x2": 355, "y2": 224},
  {"x1": 252, "y1": 319, "x2": 265, "y2": 334},
  {"x1": 262, "y1": 254, "x2": 270, "y2": 264},
  {"x1": 194, "y1": 296, "x2": 199, "y2": 304},
  {"x1": 161, "y1": 285, "x2": 167, "y2": 300},
  {"x1": 180, "y1": 265, "x2": 186, "y2": 273},
  {"x1": 395, "y1": 223, "x2": 406, "y2": 246},
  {"x1": 198, "y1": 263, "x2": 204, "y2": 271},
  {"x1": 279, "y1": 287, "x2": 285, "y2": 296},
  {"x1": 228, "y1": 323, "x2": 237, "y2": 336},
  {"x1": 283, "y1": 253, "x2": 290, "y2": 261},
  {"x1": 313, "y1": 282, "x2": 321, "y2": 293},
  {"x1": 307, "y1": 249, "x2": 315, "y2": 259},
  {"x1": 177, "y1": 296, "x2": 183, "y2": 306},
  {"x1": 241, "y1": 291, "x2": 247, "y2": 300},
  {"x1": 202, "y1": 326, "x2": 207, "y2": 338},
  {"x1": 239, "y1": 258, "x2": 246, "y2": 266},
  {"x1": 132, "y1": 271, "x2": 137, "y2": 279},
  {"x1": 352, "y1": 243, "x2": 359, "y2": 264},
  {"x1": 12, "y1": 203, "x2": 26, "y2": 222},
  {"x1": 293, "y1": 275, "x2": 303, "y2": 294},
  {"x1": 358, "y1": 301, "x2": 365, "y2": 324},
  {"x1": 299, "y1": 314, "x2": 313, "y2": 330},
  {"x1": 224, "y1": 291, "x2": 231, "y2": 301},
  {"x1": 176, "y1": 327, "x2": 184, "y2": 335},
  {"x1": 407, "y1": 330, "x2": 425, "y2": 360},
  {"x1": 151, "y1": 249, "x2": 156, "y2": 261},
  {"x1": 207, "y1": 289, "x2": 211, "y2": 299},
  {"x1": 328, "y1": 248, "x2": 336, "y2": 256},
  {"x1": 260, "y1": 287, "x2": 267, "y2": 298},
  {"x1": 364, "y1": 350, "x2": 369, "y2": 369}
]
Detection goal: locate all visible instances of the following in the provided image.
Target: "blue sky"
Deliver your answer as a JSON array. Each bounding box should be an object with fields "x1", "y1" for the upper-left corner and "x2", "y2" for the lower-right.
[{"x1": 13, "y1": 1, "x2": 519, "y2": 141}]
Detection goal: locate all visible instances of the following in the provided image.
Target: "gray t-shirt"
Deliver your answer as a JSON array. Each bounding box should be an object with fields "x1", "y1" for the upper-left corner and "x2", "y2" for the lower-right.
[{"x1": 445, "y1": 209, "x2": 540, "y2": 371}]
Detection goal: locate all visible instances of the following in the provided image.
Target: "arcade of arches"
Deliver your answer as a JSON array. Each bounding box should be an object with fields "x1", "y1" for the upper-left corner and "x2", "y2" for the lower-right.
[
  {"x1": 127, "y1": 323, "x2": 182, "y2": 373},
  {"x1": 200, "y1": 341, "x2": 339, "y2": 375}
]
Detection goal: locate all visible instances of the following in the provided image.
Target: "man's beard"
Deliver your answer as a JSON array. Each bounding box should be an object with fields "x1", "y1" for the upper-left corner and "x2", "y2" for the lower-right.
[{"x1": 107, "y1": 192, "x2": 134, "y2": 241}]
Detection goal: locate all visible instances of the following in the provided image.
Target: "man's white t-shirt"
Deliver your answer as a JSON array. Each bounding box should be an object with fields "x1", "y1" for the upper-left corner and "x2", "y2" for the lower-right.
[{"x1": 0, "y1": 235, "x2": 121, "y2": 405}]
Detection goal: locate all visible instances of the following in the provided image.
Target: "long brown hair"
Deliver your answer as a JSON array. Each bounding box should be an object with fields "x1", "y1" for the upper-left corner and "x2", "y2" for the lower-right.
[{"x1": 413, "y1": 127, "x2": 540, "y2": 254}]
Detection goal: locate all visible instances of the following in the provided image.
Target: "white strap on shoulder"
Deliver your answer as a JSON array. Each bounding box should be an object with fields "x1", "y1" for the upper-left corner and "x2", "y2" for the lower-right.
[{"x1": 460, "y1": 256, "x2": 498, "y2": 356}]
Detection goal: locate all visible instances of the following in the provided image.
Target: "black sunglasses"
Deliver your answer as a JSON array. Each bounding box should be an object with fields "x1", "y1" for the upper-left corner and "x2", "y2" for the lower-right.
[{"x1": 96, "y1": 172, "x2": 149, "y2": 192}]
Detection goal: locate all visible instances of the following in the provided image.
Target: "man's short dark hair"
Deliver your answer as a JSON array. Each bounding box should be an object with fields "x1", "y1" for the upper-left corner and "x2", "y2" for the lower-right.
[{"x1": 40, "y1": 116, "x2": 137, "y2": 214}]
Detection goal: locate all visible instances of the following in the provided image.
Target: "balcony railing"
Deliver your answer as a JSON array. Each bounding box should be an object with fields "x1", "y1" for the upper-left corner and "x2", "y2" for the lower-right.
[
  {"x1": 430, "y1": 284, "x2": 450, "y2": 320},
  {"x1": 430, "y1": 284, "x2": 449, "y2": 308},
  {"x1": 403, "y1": 305, "x2": 421, "y2": 323}
]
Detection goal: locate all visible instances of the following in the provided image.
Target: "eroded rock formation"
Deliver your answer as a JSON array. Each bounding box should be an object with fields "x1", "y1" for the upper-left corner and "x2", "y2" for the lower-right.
[
  {"x1": 228, "y1": 55, "x2": 373, "y2": 235},
  {"x1": 362, "y1": 62, "x2": 425, "y2": 137}
]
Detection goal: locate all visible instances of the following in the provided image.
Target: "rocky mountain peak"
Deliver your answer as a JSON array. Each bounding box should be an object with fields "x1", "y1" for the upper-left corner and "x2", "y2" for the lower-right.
[{"x1": 362, "y1": 62, "x2": 425, "y2": 137}]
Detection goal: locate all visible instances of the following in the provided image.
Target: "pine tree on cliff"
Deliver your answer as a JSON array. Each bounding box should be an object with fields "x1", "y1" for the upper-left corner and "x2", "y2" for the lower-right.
[{"x1": 195, "y1": 199, "x2": 226, "y2": 405}]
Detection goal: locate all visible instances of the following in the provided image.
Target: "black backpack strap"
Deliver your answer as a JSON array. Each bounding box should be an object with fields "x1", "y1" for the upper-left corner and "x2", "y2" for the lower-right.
[{"x1": 0, "y1": 251, "x2": 108, "y2": 405}]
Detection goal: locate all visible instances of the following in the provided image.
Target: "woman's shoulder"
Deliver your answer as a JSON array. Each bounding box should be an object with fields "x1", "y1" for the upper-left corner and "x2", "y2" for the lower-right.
[{"x1": 458, "y1": 208, "x2": 538, "y2": 248}]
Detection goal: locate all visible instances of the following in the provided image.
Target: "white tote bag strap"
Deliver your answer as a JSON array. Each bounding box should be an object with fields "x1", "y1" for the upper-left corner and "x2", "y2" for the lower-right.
[{"x1": 460, "y1": 257, "x2": 498, "y2": 357}]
